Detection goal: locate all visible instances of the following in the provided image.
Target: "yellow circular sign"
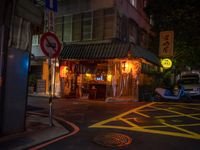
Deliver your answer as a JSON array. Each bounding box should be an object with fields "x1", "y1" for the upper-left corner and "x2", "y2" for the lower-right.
[{"x1": 161, "y1": 58, "x2": 172, "y2": 69}]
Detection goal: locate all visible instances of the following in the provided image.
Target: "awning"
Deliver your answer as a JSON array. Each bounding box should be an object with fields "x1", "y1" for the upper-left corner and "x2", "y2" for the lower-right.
[
  {"x1": 131, "y1": 45, "x2": 160, "y2": 65},
  {"x1": 59, "y1": 42, "x2": 160, "y2": 65}
]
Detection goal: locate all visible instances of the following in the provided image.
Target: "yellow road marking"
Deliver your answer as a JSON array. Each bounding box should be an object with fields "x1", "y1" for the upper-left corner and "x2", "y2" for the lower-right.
[
  {"x1": 90, "y1": 102, "x2": 200, "y2": 140},
  {"x1": 89, "y1": 102, "x2": 155, "y2": 128},
  {"x1": 142, "y1": 123, "x2": 200, "y2": 129},
  {"x1": 177, "y1": 123, "x2": 200, "y2": 127},
  {"x1": 139, "y1": 109, "x2": 158, "y2": 112},
  {"x1": 132, "y1": 110, "x2": 150, "y2": 118},
  {"x1": 118, "y1": 118, "x2": 141, "y2": 129},
  {"x1": 155, "y1": 113, "x2": 200, "y2": 119},
  {"x1": 162, "y1": 122, "x2": 200, "y2": 136},
  {"x1": 91, "y1": 125, "x2": 200, "y2": 140},
  {"x1": 150, "y1": 106, "x2": 200, "y2": 121},
  {"x1": 142, "y1": 125, "x2": 166, "y2": 128},
  {"x1": 177, "y1": 105, "x2": 200, "y2": 111},
  {"x1": 158, "y1": 102, "x2": 200, "y2": 106}
]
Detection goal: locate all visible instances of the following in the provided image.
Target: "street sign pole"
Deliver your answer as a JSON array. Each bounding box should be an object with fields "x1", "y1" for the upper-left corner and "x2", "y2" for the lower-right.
[
  {"x1": 47, "y1": 36, "x2": 54, "y2": 127},
  {"x1": 48, "y1": 55, "x2": 53, "y2": 126},
  {"x1": 44, "y1": 0, "x2": 58, "y2": 127},
  {"x1": 40, "y1": 32, "x2": 61, "y2": 127}
]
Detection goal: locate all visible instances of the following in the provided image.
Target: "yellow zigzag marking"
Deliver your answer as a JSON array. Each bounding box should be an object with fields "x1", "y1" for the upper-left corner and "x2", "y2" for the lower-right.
[{"x1": 89, "y1": 102, "x2": 200, "y2": 140}]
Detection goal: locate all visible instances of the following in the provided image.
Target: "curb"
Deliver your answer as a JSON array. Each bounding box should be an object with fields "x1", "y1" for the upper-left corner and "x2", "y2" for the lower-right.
[{"x1": 28, "y1": 112, "x2": 80, "y2": 150}]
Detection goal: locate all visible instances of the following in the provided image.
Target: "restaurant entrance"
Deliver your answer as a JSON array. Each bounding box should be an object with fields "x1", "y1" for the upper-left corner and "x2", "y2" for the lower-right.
[{"x1": 60, "y1": 59, "x2": 141, "y2": 101}]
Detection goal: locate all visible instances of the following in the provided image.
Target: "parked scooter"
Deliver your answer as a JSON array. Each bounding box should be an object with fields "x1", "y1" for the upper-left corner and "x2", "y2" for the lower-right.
[{"x1": 154, "y1": 85, "x2": 191, "y2": 101}]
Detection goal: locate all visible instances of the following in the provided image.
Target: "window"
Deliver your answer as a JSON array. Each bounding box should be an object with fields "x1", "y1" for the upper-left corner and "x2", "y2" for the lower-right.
[
  {"x1": 32, "y1": 35, "x2": 39, "y2": 45},
  {"x1": 128, "y1": 20, "x2": 138, "y2": 43},
  {"x1": 64, "y1": 16, "x2": 72, "y2": 42},
  {"x1": 130, "y1": 0, "x2": 137, "y2": 7},
  {"x1": 82, "y1": 12, "x2": 92, "y2": 40},
  {"x1": 72, "y1": 14, "x2": 82, "y2": 41},
  {"x1": 140, "y1": 30, "x2": 149, "y2": 48},
  {"x1": 93, "y1": 10, "x2": 104, "y2": 40},
  {"x1": 104, "y1": 8, "x2": 115, "y2": 39},
  {"x1": 55, "y1": 17, "x2": 63, "y2": 41}
]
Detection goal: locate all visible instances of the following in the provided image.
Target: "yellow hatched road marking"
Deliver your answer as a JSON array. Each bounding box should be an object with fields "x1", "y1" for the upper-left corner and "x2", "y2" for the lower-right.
[
  {"x1": 139, "y1": 109, "x2": 158, "y2": 112},
  {"x1": 162, "y1": 122, "x2": 200, "y2": 136},
  {"x1": 177, "y1": 105, "x2": 200, "y2": 111},
  {"x1": 142, "y1": 125, "x2": 166, "y2": 128},
  {"x1": 158, "y1": 102, "x2": 200, "y2": 106},
  {"x1": 142, "y1": 123, "x2": 200, "y2": 129},
  {"x1": 155, "y1": 113, "x2": 200, "y2": 119},
  {"x1": 90, "y1": 102, "x2": 200, "y2": 140},
  {"x1": 132, "y1": 110, "x2": 150, "y2": 118},
  {"x1": 177, "y1": 123, "x2": 200, "y2": 127},
  {"x1": 91, "y1": 125, "x2": 200, "y2": 140},
  {"x1": 118, "y1": 118, "x2": 142, "y2": 129},
  {"x1": 150, "y1": 106, "x2": 200, "y2": 120},
  {"x1": 90, "y1": 102, "x2": 155, "y2": 128}
]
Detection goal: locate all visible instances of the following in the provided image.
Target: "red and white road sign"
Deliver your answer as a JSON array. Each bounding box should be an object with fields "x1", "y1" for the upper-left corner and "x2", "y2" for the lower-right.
[{"x1": 40, "y1": 32, "x2": 61, "y2": 58}]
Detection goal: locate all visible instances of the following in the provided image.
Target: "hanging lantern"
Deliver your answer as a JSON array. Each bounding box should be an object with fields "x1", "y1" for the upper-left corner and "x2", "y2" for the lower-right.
[
  {"x1": 121, "y1": 61, "x2": 131, "y2": 74},
  {"x1": 107, "y1": 74, "x2": 112, "y2": 82},
  {"x1": 60, "y1": 66, "x2": 69, "y2": 78}
]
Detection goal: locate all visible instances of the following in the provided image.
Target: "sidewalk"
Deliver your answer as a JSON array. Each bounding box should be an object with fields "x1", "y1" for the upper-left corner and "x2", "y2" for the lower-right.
[{"x1": 0, "y1": 113, "x2": 69, "y2": 150}]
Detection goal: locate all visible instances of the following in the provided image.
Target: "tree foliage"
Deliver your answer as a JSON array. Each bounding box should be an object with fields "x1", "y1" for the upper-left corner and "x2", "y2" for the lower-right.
[{"x1": 146, "y1": 0, "x2": 200, "y2": 70}]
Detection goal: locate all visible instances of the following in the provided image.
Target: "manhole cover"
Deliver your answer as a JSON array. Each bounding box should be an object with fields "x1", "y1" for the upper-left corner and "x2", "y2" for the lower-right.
[{"x1": 93, "y1": 132, "x2": 132, "y2": 147}]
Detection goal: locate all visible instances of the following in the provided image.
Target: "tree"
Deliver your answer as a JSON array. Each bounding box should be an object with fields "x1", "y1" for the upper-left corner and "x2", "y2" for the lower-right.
[{"x1": 146, "y1": 0, "x2": 200, "y2": 70}]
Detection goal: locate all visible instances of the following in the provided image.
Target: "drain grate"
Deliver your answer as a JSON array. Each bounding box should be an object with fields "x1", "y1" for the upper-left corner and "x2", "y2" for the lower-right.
[{"x1": 93, "y1": 132, "x2": 132, "y2": 147}]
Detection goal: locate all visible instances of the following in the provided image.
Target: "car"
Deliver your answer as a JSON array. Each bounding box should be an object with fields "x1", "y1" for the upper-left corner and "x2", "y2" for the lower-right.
[{"x1": 177, "y1": 72, "x2": 200, "y2": 97}]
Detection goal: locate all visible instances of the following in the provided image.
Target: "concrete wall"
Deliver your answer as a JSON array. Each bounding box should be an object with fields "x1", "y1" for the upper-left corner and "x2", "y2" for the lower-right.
[
  {"x1": 91, "y1": 0, "x2": 114, "y2": 10},
  {"x1": 115, "y1": 0, "x2": 151, "y2": 33},
  {"x1": 58, "y1": 0, "x2": 114, "y2": 16}
]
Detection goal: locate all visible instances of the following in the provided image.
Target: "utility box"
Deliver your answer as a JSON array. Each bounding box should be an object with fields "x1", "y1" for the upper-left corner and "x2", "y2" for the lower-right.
[{"x1": 0, "y1": 48, "x2": 29, "y2": 134}]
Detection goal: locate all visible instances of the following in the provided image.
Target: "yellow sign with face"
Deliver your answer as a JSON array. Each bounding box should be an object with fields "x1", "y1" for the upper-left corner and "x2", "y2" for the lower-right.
[{"x1": 161, "y1": 58, "x2": 172, "y2": 69}]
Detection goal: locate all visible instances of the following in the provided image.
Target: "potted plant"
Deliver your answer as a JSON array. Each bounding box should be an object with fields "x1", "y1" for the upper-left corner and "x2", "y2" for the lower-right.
[{"x1": 28, "y1": 74, "x2": 37, "y2": 94}]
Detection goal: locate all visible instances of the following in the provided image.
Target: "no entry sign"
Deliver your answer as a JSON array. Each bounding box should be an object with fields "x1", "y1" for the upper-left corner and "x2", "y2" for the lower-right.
[{"x1": 40, "y1": 32, "x2": 61, "y2": 58}]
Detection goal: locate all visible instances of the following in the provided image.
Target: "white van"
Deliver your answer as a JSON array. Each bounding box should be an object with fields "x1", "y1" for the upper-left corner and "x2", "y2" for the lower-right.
[{"x1": 177, "y1": 71, "x2": 200, "y2": 96}]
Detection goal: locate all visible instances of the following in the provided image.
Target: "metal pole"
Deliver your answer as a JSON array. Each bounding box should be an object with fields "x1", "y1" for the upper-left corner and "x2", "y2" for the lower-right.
[
  {"x1": 53, "y1": 58, "x2": 56, "y2": 97},
  {"x1": 48, "y1": 57, "x2": 53, "y2": 126}
]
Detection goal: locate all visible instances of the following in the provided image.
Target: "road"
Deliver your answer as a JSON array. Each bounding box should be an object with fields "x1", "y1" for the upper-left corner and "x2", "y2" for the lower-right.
[{"x1": 28, "y1": 97, "x2": 200, "y2": 150}]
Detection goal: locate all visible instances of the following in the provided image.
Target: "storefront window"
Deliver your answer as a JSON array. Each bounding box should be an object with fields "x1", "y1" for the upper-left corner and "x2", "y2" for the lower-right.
[{"x1": 60, "y1": 60, "x2": 141, "y2": 100}]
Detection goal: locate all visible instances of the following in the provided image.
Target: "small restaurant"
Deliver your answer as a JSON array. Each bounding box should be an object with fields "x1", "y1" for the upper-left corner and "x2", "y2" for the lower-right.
[{"x1": 59, "y1": 42, "x2": 159, "y2": 102}]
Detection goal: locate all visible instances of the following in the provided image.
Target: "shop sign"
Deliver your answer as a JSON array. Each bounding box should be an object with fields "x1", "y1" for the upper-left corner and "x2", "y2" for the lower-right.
[
  {"x1": 47, "y1": 10, "x2": 55, "y2": 32},
  {"x1": 161, "y1": 58, "x2": 173, "y2": 69},
  {"x1": 159, "y1": 31, "x2": 174, "y2": 57}
]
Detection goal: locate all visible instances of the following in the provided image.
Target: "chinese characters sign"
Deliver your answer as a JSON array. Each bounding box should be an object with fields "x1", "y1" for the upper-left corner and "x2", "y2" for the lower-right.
[{"x1": 159, "y1": 31, "x2": 174, "y2": 57}]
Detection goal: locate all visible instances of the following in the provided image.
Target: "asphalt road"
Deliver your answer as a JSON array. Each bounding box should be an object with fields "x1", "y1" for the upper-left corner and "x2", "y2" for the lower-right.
[{"x1": 28, "y1": 97, "x2": 200, "y2": 150}]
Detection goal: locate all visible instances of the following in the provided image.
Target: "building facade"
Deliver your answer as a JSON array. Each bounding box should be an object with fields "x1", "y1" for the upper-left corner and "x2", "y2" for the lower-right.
[{"x1": 31, "y1": 0, "x2": 159, "y2": 101}]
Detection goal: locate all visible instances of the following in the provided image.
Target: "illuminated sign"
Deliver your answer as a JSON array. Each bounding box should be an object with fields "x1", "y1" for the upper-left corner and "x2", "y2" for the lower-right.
[{"x1": 161, "y1": 58, "x2": 172, "y2": 69}]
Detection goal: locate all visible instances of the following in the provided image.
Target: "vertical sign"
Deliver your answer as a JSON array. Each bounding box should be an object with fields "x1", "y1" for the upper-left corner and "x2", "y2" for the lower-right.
[
  {"x1": 45, "y1": 0, "x2": 58, "y2": 12},
  {"x1": 159, "y1": 31, "x2": 174, "y2": 57},
  {"x1": 48, "y1": 10, "x2": 55, "y2": 32},
  {"x1": 45, "y1": 0, "x2": 57, "y2": 32}
]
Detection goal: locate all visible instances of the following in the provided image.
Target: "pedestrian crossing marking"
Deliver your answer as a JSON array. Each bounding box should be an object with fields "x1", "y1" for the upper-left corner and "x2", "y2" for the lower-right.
[{"x1": 89, "y1": 102, "x2": 200, "y2": 140}]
